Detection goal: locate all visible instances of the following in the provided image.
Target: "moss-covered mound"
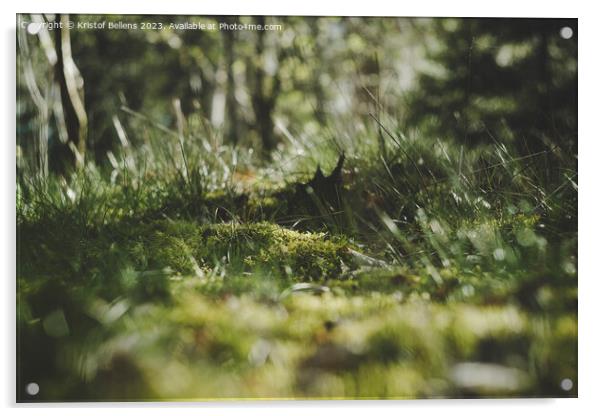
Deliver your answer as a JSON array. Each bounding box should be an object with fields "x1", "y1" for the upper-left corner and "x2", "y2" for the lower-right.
[
  {"x1": 18, "y1": 219, "x2": 355, "y2": 303},
  {"x1": 126, "y1": 221, "x2": 352, "y2": 281}
]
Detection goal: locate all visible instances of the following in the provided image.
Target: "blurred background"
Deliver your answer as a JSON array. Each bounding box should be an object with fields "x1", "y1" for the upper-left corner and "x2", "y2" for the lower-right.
[{"x1": 17, "y1": 15, "x2": 576, "y2": 176}]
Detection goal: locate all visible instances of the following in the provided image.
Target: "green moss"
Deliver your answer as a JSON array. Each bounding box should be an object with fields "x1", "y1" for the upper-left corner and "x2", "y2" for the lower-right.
[
  {"x1": 197, "y1": 222, "x2": 351, "y2": 280},
  {"x1": 120, "y1": 220, "x2": 352, "y2": 281}
]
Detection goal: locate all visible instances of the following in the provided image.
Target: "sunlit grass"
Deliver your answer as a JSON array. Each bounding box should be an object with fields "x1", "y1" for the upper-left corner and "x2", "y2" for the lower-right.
[{"x1": 16, "y1": 110, "x2": 577, "y2": 400}]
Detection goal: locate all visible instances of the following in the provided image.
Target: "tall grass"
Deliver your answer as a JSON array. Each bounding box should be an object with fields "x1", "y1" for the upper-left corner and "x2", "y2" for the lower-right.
[
  {"x1": 18, "y1": 102, "x2": 577, "y2": 274},
  {"x1": 16, "y1": 103, "x2": 578, "y2": 401}
]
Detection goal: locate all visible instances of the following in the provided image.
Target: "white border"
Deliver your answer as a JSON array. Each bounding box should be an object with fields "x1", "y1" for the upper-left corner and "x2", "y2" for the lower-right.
[
  {"x1": 3, "y1": 1, "x2": 583, "y2": 17},
  {"x1": 2, "y1": 1, "x2": 600, "y2": 415}
]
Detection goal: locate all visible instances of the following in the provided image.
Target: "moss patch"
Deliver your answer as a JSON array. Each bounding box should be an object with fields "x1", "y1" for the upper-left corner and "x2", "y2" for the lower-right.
[{"x1": 125, "y1": 221, "x2": 352, "y2": 281}]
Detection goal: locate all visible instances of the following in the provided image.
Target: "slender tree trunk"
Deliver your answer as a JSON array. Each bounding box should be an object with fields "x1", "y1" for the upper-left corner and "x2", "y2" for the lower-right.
[
  {"x1": 223, "y1": 18, "x2": 239, "y2": 145},
  {"x1": 309, "y1": 18, "x2": 326, "y2": 125},
  {"x1": 17, "y1": 21, "x2": 49, "y2": 178},
  {"x1": 53, "y1": 14, "x2": 87, "y2": 173},
  {"x1": 250, "y1": 16, "x2": 280, "y2": 157}
]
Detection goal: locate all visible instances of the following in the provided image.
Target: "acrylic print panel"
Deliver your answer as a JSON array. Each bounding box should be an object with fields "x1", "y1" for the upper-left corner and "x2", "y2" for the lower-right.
[{"x1": 16, "y1": 14, "x2": 577, "y2": 401}]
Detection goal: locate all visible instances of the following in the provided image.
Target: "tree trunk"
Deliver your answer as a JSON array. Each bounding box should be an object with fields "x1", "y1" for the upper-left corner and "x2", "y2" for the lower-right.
[
  {"x1": 250, "y1": 16, "x2": 280, "y2": 157},
  {"x1": 17, "y1": 19, "x2": 49, "y2": 178},
  {"x1": 52, "y1": 14, "x2": 87, "y2": 174},
  {"x1": 223, "y1": 18, "x2": 239, "y2": 145}
]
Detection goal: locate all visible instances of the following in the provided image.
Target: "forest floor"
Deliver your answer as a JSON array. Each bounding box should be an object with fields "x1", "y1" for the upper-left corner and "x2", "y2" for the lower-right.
[{"x1": 17, "y1": 133, "x2": 577, "y2": 401}]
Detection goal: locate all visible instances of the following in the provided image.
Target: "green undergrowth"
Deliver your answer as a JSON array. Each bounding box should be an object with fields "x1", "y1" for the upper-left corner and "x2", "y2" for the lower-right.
[
  {"x1": 127, "y1": 220, "x2": 353, "y2": 281},
  {"x1": 18, "y1": 219, "x2": 356, "y2": 303},
  {"x1": 18, "y1": 289, "x2": 577, "y2": 400},
  {"x1": 17, "y1": 208, "x2": 577, "y2": 401},
  {"x1": 17, "y1": 119, "x2": 577, "y2": 400}
]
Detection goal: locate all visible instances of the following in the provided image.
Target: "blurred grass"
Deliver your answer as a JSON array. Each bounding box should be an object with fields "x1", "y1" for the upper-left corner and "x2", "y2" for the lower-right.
[{"x1": 16, "y1": 109, "x2": 577, "y2": 401}]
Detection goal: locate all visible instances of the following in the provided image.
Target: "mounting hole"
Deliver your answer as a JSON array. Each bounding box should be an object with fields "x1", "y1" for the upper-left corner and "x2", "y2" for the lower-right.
[
  {"x1": 26, "y1": 22, "x2": 42, "y2": 35},
  {"x1": 560, "y1": 378, "x2": 573, "y2": 391},
  {"x1": 25, "y1": 382, "x2": 39, "y2": 396},
  {"x1": 560, "y1": 26, "x2": 573, "y2": 40}
]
